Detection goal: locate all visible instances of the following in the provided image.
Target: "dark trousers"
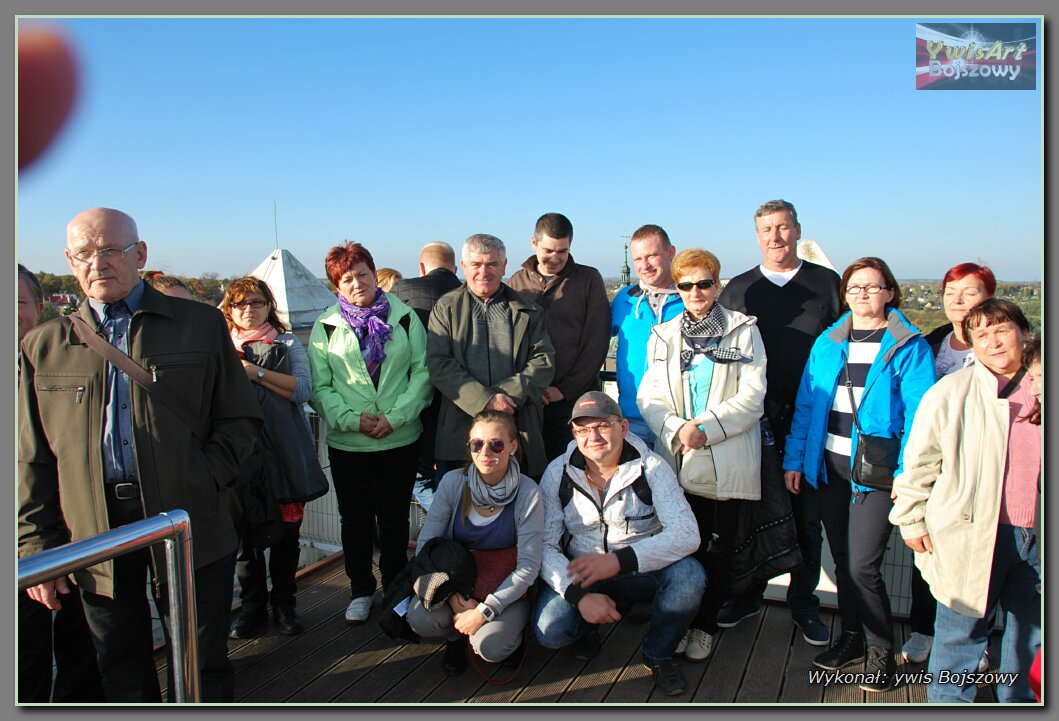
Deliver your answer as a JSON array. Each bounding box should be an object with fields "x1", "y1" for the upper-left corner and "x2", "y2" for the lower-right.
[
  {"x1": 328, "y1": 442, "x2": 418, "y2": 599},
  {"x1": 235, "y1": 522, "x2": 303, "y2": 612},
  {"x1": 847, "y1": 489, "x2": 896, "y2": 650},
  {"x1": 685, "y1": 495, "x2": 742, "y2": 634},
  {"x1": 542, "y1": 397, "x2": 577, "y2": 465},
  {"x1": 909, "y1": 562, "x2": 938, "y2": 636},
  {"x1": 18, "y1": 587, "x2": 105, "y2": 703}
]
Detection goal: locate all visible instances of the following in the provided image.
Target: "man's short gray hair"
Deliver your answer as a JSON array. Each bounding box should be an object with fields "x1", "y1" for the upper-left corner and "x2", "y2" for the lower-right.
[
  {"x1": 462, "y1": 234, "x2": 506, "y2": 261},
  {"x1": 754, "y1": 199, "x2": 798, "y2": 226}
]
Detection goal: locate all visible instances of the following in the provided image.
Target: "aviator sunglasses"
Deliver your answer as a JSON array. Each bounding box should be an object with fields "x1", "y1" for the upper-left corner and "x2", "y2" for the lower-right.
[
  {"x1": 676, "y1": 279, "x2": 716, "y2": 292},
  {"x1": 467, "y1": 438, "x2": 507, "y2": 454}
]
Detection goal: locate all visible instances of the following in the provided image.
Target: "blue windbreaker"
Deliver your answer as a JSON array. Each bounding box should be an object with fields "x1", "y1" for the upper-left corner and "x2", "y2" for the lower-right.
[{"x1": 610, "y1": 285, "x2": 684, "y2": 424}]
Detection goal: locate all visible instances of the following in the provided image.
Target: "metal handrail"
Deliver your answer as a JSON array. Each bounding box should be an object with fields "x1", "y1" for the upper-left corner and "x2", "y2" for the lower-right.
[{"x1": 18, "y1": 510, "x2": 201, "y2": 703}]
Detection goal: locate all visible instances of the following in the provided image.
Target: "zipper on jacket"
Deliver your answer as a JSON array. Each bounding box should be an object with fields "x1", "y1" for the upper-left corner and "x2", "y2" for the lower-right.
[
  {"x1": 570, "y1": 481, "x2": 609, "y2": 552},
  {"x1": 150, "y1": 364, "x2": 157, "y2": 382},
  {"x1": 38, "y1": 384, "x2": 86, "y2": 403}
]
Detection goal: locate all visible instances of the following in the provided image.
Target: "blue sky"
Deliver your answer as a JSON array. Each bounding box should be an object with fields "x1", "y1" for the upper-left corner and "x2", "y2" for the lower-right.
[{"x1": 17, "y1": 16, "x2": 1043, "y2": 281}]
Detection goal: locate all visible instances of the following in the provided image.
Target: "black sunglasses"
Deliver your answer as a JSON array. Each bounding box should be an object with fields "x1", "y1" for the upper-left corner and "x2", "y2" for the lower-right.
[
  {"x1": 676, "y1": 279, "x2": 716, "y2": 292},
  {"x1": 467, "y1": 438, "x2": 506, "y2": 454}
]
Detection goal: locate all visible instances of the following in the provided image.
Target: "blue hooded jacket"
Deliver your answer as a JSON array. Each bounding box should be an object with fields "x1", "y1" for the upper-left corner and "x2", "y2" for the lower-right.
[
  {"x1": 610, "y1": 285, "x2": 684, "y2": 424},
  {"x1": 782, "y1": 308, "x2": 936, "y2": 493}
]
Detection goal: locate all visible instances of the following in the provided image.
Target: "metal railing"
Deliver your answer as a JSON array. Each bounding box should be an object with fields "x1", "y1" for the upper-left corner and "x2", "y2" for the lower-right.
[{"x1": 18, "y1": 510, "x2": 201, "y2": 703}]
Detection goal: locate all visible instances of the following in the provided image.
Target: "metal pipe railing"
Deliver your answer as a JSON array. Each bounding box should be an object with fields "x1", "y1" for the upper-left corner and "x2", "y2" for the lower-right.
[{"x1": 18, "y1": 510, "x2": 201, "y2": 703}]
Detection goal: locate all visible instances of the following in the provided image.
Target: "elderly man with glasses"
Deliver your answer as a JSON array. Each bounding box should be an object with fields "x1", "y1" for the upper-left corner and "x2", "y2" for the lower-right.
[
  {"x1": 532, "y1": 391, "x2": 704, "y2": 697},
  {"x1": 19, "y1": 207, "x2": 262, "y2": 702}
]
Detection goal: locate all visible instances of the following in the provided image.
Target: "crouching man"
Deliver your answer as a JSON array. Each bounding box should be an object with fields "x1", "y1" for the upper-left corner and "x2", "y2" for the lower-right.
[{"x1": 531, "y1": 391, "x2": 704, "y2": 696}]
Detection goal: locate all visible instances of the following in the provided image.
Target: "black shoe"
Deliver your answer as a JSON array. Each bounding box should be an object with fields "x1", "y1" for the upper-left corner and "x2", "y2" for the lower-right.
[
  {"x1": 229, "y1": 608, "x2": 267, "y2": 639},
  {"x1": 641, "y1": 653, "x2": 687, "y2": 696},
  {"x1": 813, "y1": 631, "x2": 865, "y2": 670},
  {"x1": 793, "y1": 613, "x2": 830, "y2": 646},
  {"x1": 443, "y1": 639, "x2": 467, "y2": 675},
  {"x1": 272, "y1": 606, "x2": 303, "y2": 636},
  {"x1": 860, "y1": 645, "x2": 897, "y2": 692},
  {"x1": 715, "y1": 596, "x2": 762, "y2": 629},
  {"x1": 572, "y1": 628, "x2": 601, "y2": 661}
]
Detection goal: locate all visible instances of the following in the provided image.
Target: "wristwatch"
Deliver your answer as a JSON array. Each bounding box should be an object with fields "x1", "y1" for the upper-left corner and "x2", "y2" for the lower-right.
[
  {"x1": 256, "y1": 367, "x2": 265, "y2": 382},
  {"x1": 476, "y1": 602, "x2": 497, "y2": 622}
]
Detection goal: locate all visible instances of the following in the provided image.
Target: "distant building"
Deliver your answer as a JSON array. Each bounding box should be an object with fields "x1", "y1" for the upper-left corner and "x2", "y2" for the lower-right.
[{"x1": 619, "y1": 239, "x2": 631, "y2": 286}]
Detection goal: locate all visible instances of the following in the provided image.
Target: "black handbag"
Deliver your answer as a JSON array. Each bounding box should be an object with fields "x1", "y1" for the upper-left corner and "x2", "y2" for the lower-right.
[{"x1": 844, "y1": 358, "x2": 901, "y2": 492}]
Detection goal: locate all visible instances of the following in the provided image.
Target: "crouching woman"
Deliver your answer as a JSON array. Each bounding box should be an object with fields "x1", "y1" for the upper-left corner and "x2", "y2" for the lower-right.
[{"x1": 406, "y1": 410, "x2": 544, "y2": 674}]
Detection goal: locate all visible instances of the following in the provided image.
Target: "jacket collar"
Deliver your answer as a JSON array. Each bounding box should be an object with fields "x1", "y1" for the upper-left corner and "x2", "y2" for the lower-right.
[
  {"x1": 464, "y1": 282, "x2": 535, "y2": 312},
  {"x1": 320, "y1": 290, "x2": 408, "y2": 327},
  {"x1": 74, "y1": 281, "x2": 174, "y2": 339},
  {"x1": 825, "y1": 308, "x2": 920, "y2": 363},
  {"x1": 518, "y1": 254, "x2": 579, "y2": 282}
]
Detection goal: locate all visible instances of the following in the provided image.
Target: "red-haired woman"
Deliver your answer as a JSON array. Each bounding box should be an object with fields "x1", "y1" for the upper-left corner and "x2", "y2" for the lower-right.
[{"x1": 308, "y1": 242, "x2": 433, "y2": 625}]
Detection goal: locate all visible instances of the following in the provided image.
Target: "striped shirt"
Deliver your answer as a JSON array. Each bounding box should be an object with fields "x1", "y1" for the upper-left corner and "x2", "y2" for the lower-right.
[{"x1": 825, "y1": 330, "x2": 883, "y2": 480}]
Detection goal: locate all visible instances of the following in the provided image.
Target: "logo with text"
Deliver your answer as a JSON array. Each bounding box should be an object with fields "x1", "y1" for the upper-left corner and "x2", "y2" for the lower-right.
[{"x1": 916, "y1": 23, "x2": 1036, "y2": 90}]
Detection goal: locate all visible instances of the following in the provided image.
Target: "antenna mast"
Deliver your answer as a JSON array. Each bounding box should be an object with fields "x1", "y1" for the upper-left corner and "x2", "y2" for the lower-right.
[{"x1": 273, "y1": 201, "x2": 280, "y2": 250}]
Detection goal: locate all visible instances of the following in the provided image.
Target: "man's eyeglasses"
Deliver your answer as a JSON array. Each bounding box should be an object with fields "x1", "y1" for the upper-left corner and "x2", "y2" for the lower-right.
[
  {"x1": 676, "y1": 279, "x2": 716, "y2": 292},
  {"x1": 69, "y1": 241, "x2": 141, "y2": 264},
  {"x1": 845, "y1": 284, "x2": 889, "y2": 295},
  {"x1": 230, "y1": 300, "x2": 268, "y2": 309},
  {"x1": 468, "y1": 438, "x2": 506, "y2": 454},
  {"x1": 570, "y1": 420, "x2": 620, "y2": 438}
]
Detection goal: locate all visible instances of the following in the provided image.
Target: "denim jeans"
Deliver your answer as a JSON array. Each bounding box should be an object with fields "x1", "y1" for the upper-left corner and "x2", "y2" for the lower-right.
[
  {"x1": 928, "y1": 524, "x2": 1041, "y2": 703},
  {"x1": 532, "y1": 555, "x2": 705, "y2": 660}
]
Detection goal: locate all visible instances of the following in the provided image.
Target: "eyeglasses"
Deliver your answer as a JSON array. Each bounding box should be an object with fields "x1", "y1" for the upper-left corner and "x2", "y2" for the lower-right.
[
  {"x1": 467, "y1": 438, "x2": 507, "y2": 454},
  {"x1": 570, "y1": 420, "x2": 620, "y2": 438},
  {"x1": 69, "y1": 241, "x2": 141, "y2": 264},
  {"x1": 230, "y1": 299, "x2": 268, "y2": 309},
  {"x1": 845, "y1": 284, "x2": 889, "y2": 295},
  {"x1": 676, "y1": 279, "x2": 717, "y2": 292}
]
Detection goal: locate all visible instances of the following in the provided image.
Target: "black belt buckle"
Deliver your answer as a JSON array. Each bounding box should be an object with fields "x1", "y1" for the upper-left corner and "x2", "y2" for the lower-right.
[{"x1": 112, "y1": 482, "x2": 140, "y2": 501}]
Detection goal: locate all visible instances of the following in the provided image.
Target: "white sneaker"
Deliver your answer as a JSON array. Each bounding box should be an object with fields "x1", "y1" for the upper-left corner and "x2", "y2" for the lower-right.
[
  {"x1": 675, "y1": 631, "x2": 689, "y2": 656},
  {"x1": 684, "y1": 628, "x2": 715, "y2": 663},
  {"x1": 901, "y1": 632, "x2": 934, "y2": 663},
  {"x1": 344, "y1": 596, "x2": 372, "y2": 624}
]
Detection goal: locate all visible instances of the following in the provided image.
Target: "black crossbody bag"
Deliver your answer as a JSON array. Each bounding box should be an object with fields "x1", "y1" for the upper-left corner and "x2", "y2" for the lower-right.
[{"x1": 844, "y1": 357, "x2": 901, "y2": 492}]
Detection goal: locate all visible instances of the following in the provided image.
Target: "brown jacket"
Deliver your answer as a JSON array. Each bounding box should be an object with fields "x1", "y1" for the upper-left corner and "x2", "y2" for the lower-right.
[
  {"x1": 18, "y1": 284, "x2": 263, "y2": 597},
  {"x1": 507, "y1": 255, "x2": 611, "y2": 400}
]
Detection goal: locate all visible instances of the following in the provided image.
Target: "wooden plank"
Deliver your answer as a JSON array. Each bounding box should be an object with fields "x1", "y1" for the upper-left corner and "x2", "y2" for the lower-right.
[
  {"x1": 564, "y1": 616, "x2": 646, "y2": 703},
  {"x1": 512, "y1": 623, "x2": 619, "y2": 703},
  {"x1": 736, "y1": 603, "x2": 794, "y2": 702},
  {"x1": 375, "y1": 645, "x2": 450, "y2": 703},
  {"x1": 329, "y1": 635, "x2": 435, "y2": 702},
  {"x1": 279, "y1": 623, "x2": 397, "y2": 702},
  {"x1": 691, "y1": 602, "x2": 764, "y2": 702},
  {"x1": 778, "y1": 609, "x2": 832, "y2": 703}
]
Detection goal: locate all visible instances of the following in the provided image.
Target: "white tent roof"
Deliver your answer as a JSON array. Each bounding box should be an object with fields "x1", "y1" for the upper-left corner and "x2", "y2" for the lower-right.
[
  {"x1": 797, "y1": 239, "x2": 836, "y2": 271},
  {"x1": 244, "y1": 248, "x2": 337, "y2": 329}
]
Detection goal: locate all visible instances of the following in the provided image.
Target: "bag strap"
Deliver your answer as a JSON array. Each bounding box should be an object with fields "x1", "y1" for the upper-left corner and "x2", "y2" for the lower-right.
[
  {"x1": 998, "y1": 367, "x2": 1027, "y2": 400},
  {"x1": 467, "y1": 627, "x2": 528, "y2": 686},
  {"x1": 69, "y1": 314, "x2": 205, "y2": 442},
  {"x1": 842, "y1": 355, "x2": 863, "y2": 434}
]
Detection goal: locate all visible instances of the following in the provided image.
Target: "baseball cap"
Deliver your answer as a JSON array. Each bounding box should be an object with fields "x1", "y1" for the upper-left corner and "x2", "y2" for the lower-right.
[{"x1": 569, "y1": 391, "x2": 624, "y2": 423}]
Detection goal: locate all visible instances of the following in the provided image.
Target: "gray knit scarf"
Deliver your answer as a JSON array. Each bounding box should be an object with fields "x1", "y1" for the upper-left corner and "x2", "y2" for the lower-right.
[{"x1": 466, "y1": 455, "x2": 522, "y2": 509}]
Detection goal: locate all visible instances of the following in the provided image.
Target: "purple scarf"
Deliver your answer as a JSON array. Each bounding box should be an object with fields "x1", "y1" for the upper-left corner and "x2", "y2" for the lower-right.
[{"x1": 338, "y1": 289, "x2": 392, "y2": 380}]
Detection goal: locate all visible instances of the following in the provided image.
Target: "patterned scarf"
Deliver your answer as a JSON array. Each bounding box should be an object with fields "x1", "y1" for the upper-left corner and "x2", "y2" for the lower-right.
[
  {"x1": 679, "y1": 303, "x2": 752, "y2": 371},
  {"x1": 230, "y1": 321, "x2": 279, "y2": 352},
  {"x1": 338, "y1": 289, "x2": 392, "y2": 379},
  {"x1": 466, "y1": 455, "x2": 522, "y2": 509}
]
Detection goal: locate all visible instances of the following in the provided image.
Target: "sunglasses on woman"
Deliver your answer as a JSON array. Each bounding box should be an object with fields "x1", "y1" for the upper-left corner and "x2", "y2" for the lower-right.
[
  {"x1": 467, "y1": 438, "x2": 507, "y2": 454},
  {"x1": 676, "y1": 279, "x2": 716, "y2": 292}
]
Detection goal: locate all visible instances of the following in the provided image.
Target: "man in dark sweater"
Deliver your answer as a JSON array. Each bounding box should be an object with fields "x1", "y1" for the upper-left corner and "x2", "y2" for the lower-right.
[
  {"x1": 391, "y1": 242, "x2": 461, "y2": 508},
  {"x1": 508, "y1": 213, "x2": 611, "y2": 462},
  {"x1": 716, "y1": 199, "x2": 841, "y2": 646}
]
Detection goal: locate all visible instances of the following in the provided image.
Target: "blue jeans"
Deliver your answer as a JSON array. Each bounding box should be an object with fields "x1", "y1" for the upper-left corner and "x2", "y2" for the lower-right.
[
  {"x1": 411, "y1": 475, "x2": 435, "y2": 511},
  {"x1": 532, "y1": 555, "x2": 705, "y2": 660},
  {"x1": 928, "y1": 524, "x2": 1041, "y2": 703}
]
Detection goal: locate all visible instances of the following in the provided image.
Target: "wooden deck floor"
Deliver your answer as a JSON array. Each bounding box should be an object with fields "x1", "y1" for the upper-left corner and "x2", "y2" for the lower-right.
[{"x1": 157, "y1": 553, "x2": 1002, "y2": 704}]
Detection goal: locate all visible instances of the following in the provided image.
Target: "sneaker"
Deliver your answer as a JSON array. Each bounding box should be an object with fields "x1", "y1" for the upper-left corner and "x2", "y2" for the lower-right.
[
  {"x1": 442, "y1": 638, "x2": 467, "y2": 675},
  {"x1": 793, "y1": 614, "x2": 830, "y2": 646},
  {"x1": 675, "y1": 631, "x2": 689, "y2": 656},
  {"x1": 813, "y1": 631, "x2": 865, "y2": 671},
  {"x1": 860, "y1": 645, "x2": 897, "y2": 692},
  {"x1": 977, "y1": 649, "x2": 990, "y2": 673},
  {"x1": 344, "y1": 596, "x2": 372, "y2": 624},
  {"x1": 683, "y1": 628, "x2": 715, "y2": 663},
  {"x1": 716, "y1": 597, "x2": 762, "y2": 629},
  {"x1": 572, "y1": 628, "x2": 601, "y2": 661},
  {"x1": 641, "y1": 653, "x2": 687, "y2": 696},
  {"x1": 901, "y1": 632, "x2": 933, "y2": 664}
]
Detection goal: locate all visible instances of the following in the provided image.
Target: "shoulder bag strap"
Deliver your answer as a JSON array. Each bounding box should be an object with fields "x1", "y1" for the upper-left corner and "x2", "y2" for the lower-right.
[
  {"x1": 998, "y1": 367, "x2": 1027, "y2": 400},
  {"x1": 69, "y1": 314, "x2": 205, "y2": 441},
  {"x1": 843, "y1": 355, "x2": 863, "y2": 434}
]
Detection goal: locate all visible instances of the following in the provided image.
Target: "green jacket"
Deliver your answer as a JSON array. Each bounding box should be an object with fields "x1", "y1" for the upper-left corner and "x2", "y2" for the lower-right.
[
  {"x1": 18, "y1": 285, "x2": 263, "y2": 598},
  {"x1": 427, "y1": 284, "x2": 555, "y2": 477},
  {"x1": 308, "y1": 293, "x2": 432, "y2": 452}
]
